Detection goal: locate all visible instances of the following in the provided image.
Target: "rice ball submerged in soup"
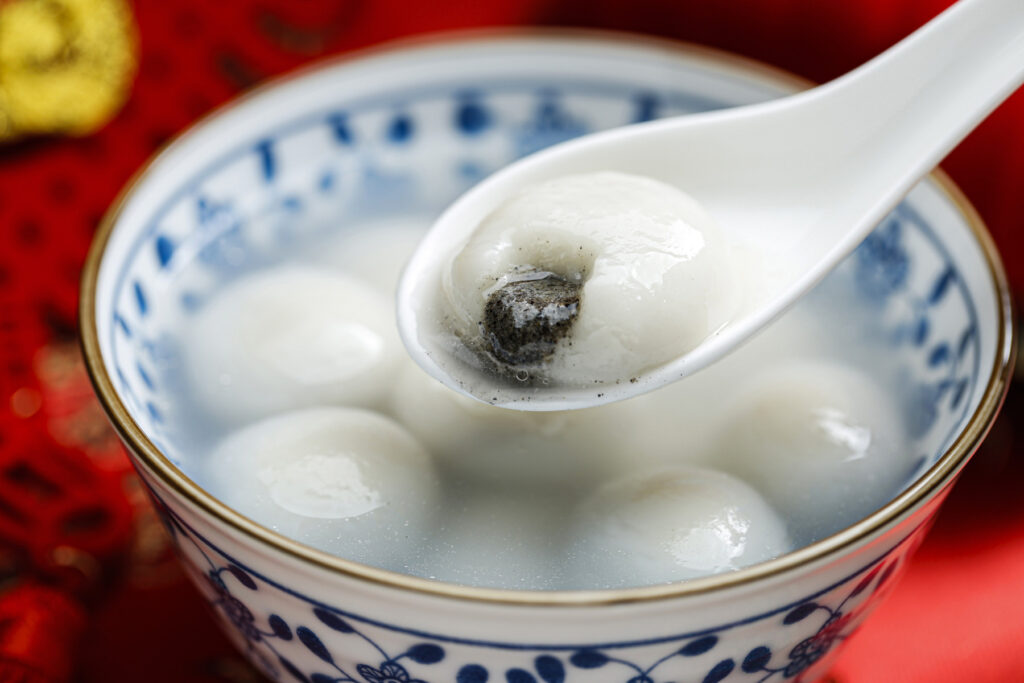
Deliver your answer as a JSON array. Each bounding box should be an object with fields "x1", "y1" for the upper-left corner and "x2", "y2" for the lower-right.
[{"x1": 162, "y1": 176, "x2": 915, "y2": 591}]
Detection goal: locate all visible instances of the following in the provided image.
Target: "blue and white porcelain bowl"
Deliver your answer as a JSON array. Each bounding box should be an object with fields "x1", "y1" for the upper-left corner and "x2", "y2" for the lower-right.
[{"x1": 81, "y1": 33, "x2": 1013, "y2": 683}]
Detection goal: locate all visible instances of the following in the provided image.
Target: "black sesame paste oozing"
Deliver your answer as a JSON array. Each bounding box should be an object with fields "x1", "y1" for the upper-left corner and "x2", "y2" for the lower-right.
[{"x1": 482, "y1": 271, "x2": 581, "y2": 367}]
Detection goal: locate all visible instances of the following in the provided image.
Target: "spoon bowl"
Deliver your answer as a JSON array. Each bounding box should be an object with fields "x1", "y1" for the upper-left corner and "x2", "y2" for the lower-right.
[{"x1": 398, "y1": 0, "x2": 1024, "y2": 410}]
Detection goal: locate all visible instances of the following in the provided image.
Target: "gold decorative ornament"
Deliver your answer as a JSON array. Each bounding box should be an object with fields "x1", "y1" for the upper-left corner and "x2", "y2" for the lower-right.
[{"x1": 0, "y1": 0, "x2": 137, "y2": 141}]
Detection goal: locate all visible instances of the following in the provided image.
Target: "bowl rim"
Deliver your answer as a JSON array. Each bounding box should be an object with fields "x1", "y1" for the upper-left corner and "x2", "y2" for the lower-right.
[{"x1": 79, "y1": 27, "x2": 1016, "y2": 607}]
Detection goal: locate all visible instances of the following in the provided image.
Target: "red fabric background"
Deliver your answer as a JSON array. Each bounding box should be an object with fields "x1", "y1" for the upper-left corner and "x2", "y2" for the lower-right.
[{"x1": 1, "y1": 1, "x2": 1021, "y2": 681}]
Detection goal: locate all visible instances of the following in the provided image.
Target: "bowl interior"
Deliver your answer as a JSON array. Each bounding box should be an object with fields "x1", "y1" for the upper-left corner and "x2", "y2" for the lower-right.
[{"x1": 86, "y1": 34, "x2": 1006, "y2": 588}]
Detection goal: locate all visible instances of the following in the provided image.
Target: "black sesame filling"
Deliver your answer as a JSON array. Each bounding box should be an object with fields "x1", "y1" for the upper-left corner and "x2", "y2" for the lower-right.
[{"x1": 482, "y1": 272, "x2": 581, "y2": 366}]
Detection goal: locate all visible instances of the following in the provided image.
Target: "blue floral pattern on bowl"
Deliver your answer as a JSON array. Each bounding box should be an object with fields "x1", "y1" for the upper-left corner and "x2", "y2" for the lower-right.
[{"x1": 155, "y1": 489, "x2": 917, "y2": 683}]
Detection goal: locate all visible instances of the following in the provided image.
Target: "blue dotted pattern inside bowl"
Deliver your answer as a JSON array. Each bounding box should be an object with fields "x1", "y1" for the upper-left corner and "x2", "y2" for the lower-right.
[{"x1": 103, "y1": 79, "x2": 978, "y2": 477}]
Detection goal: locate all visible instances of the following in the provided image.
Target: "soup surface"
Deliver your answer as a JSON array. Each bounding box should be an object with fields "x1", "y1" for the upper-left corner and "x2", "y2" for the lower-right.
[{"x1": 160, "y1": 210, "x2": 912, "y2": 590}]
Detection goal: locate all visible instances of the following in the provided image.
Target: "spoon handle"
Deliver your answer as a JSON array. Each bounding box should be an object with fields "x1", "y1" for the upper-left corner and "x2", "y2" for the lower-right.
[{"x1": 805, "y1": 0, "x2": 1023, "y2": 242}]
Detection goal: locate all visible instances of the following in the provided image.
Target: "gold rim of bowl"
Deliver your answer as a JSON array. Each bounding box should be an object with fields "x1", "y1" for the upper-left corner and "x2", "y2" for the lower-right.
[{"x1": 79, "y1": 28, "x2": 1017, "y2": 607}]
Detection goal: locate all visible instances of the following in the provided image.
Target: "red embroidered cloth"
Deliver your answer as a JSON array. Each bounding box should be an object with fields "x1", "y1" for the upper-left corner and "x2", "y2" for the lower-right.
[{"x1": 1, "y1": 1, "x2": 1021, "y2": 681}]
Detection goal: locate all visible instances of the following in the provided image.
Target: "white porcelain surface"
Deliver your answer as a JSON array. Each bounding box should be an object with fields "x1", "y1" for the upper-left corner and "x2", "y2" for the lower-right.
[
  {"x1": 82, "y1": 33, "x2": 1012, "y2": 683},
  {"x1": 398, "y1": 0, "x2": 1024, "y2": 410}
]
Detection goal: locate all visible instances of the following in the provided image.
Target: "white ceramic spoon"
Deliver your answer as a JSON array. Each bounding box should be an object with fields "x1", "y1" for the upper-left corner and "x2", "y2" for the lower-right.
[{"x1": 398, "y1": 0, "x2": 1024, "y2": 411}]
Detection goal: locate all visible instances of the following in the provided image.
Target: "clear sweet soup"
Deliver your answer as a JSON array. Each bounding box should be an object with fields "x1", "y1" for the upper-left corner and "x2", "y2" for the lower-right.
[{"x1": 157, "y1": 206, "x2": 914, "y2": 591}]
